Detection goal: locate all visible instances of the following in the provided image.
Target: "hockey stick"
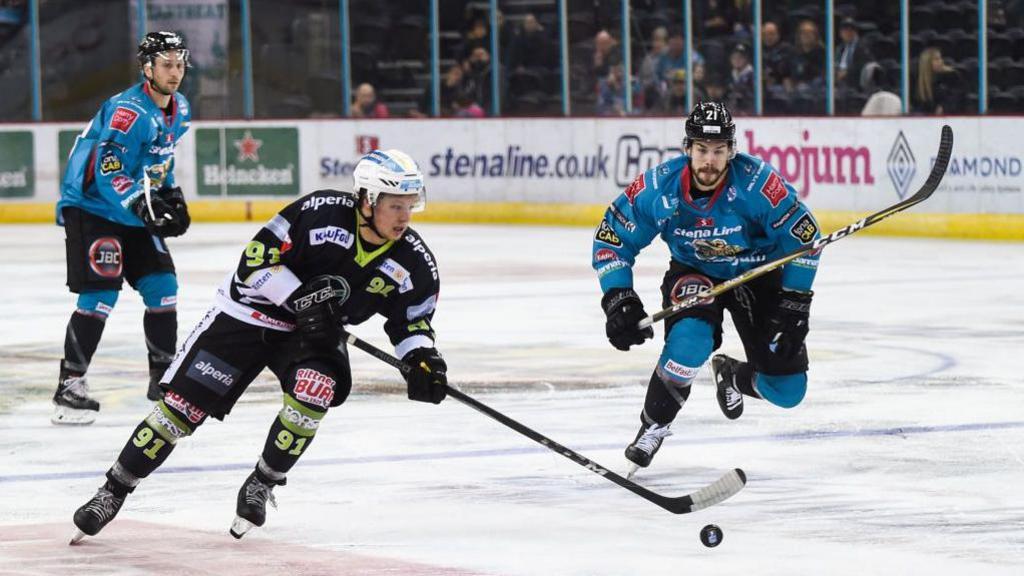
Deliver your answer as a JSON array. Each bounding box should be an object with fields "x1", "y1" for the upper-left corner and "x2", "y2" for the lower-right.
[
  {"x1": 639, "y1": 124, "x2": 954, "y2": 329},
  {"x1": 345, "y1": 332, "x2": 747, "y2": 514}
]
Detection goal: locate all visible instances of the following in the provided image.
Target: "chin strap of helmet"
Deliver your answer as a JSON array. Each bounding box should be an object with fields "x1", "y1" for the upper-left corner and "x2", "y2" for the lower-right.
[{"x1": 357, "y1": 191, "x2": 388, "y2": 241}]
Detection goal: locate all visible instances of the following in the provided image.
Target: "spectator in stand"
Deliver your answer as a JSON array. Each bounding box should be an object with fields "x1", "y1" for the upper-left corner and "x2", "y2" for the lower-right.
[
  {"x1": 704, "y1": 74, "x2": 729, "y2": 103},
  {"x1": 512, "y1": 13, "x2": 552, "y2": 69},
  {"x1": 593, "y1": 29, "x2": 620, "y2": 85},
  {"x1": 835, "y1": 17, "x2": 872, "y2": 90},
  {"x1": 656, "y1": 31, "x2": 702, "y2": 86},
  {"x1": 790, "y1": 20, "x2": 825, "y2": 94},
  {"x1": 462, "y1": 16, "x2": 490, "y2": 59},
  {"x1": 639, "y1": 26, "x2": 669, "y2": 109},
  {"x1": 350, "y1": 83, "x2": 389, "y2": 118},
  {"x1": 658, "y1": 68, "x2": 688, "y2": 115},
  {"x1": 728, "y1": 43, "x2": 754, "y2": 114},
  {"x1": 409, "y1": 64, "x2": 476, "y2": 118},
  {"x1": 762, "y1": 21, "x2": 794, "y2": 92},
  {"x1": 464, "y1": 46, "x2": 493, "y2": 111},
  {"x1": 453, "y1": 92, "x2": 485, "y2": 118},
  {"x1": 597, "y1": 62, "x2": 639, "y2": 116},
  {"x1": 915, "y1": 47, "x2": 963, "y2": 114},
  {"x1": 860, "y1": 62, "x2": 902, "y2": 116},
  {"x1": 697, "y1": 0, "x2": 739, "y2": 40}
]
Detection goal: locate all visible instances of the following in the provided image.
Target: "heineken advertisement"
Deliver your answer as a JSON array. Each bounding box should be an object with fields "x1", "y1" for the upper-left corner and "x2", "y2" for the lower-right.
[
  {"x1": 196, "y1": 127, "x2": 299, "y2": 196},
  {"x1": 0, "y1": 131, "x2": 34, "y2": 198}
]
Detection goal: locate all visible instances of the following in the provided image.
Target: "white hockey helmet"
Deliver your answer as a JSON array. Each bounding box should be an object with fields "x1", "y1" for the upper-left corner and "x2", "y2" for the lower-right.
[{"x1": 352, "y1": 149, "x2": 426, "y2": 212}]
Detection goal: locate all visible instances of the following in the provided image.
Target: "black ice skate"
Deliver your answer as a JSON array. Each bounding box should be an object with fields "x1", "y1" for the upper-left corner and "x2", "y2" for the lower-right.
[
  {"x1": 624, "y1": 422, "x2": 673, "y2": 479},
  {"x1": 230, "y1": 469, "x2": 285, "y2": 539},
  {"x1": 712, "y1": 354, "x2": 744, "y2": 420},
  {"x1": 69, "y1": 482, "x2": 126, "y2": 544},
  {"x1": 52, "y1": 373, "x2": 100, "y2": 425}
]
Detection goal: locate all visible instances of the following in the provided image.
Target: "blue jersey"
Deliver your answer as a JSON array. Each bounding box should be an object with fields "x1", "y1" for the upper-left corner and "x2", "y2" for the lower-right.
[
  {"x1": 57, "y1": 82, "x2": 191, "y2": 227},
  {"x1": 593, "y1": 152, "x2": 821, "y2": 294}
]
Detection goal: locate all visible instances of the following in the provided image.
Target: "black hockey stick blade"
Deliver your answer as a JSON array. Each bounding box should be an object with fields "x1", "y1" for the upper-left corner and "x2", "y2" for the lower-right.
[
  {"x1": 345, "y1": 333, "x2": 747, "y2": 514},
  {"x1": 642, "y1": 124, "x2": 954, "y2": 328}
]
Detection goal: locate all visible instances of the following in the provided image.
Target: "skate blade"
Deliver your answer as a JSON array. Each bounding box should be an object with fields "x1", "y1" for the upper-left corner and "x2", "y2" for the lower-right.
[
  {"x1": 52, "y1": 406, "x2": 97, "y2": 426},
  {"x1": 229, "y1": 516, "x2": 255, "y2": 539},
  {"x1": 69, "y1": 529, "x2": 87, "y2": 545},
  {"x1": 625, "y1": 463, "x2": 641, "y2": 480}
]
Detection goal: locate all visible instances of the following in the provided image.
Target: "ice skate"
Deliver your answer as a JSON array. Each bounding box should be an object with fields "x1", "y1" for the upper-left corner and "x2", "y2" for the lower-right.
[
  {"x1": 69, "y1": 483, "x2": 126, "y2": 544},
  {"x1": 624, "y1": 422, "x2": 673, "y2": 479},
  {"x1": 712, "y1": 354, "x2": 744, "y2": 420},
  {"x1": 230, "y1": 469, "x2": 284, "y2": 539},
  {"x1": 52, "y1": 374, "x2": 100, "y2": 425}
]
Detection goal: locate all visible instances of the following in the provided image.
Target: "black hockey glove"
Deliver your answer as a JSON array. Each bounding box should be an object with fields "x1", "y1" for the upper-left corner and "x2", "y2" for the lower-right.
[
  {"x1": 765, "y1": 289, "x2": 813, "y2": 361},
  {"x1": 131, "y1": 187, "x2": 190, "y2": 237},
  {"x1": 602, "y1": 288, "x2": 654, "y2": 351},
  {"x1": 291, "y1": 275, "x2": 350, "y2": 356},
  {"x1": 402, "y1": 347, "x2": 447, "y2": 404}
]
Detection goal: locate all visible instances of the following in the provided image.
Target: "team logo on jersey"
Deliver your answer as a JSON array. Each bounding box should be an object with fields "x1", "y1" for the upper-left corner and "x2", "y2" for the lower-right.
[
  {"x1": 293, "y1": 368, "x2": 336, "y2": 409},
  {"x1": 669, "y1": 274, "x2": 715, "y2": 306},
  {"x1": 595, "y1": 220, "x2": 622, "y2": 247},
  {"x1": 99, "y1": 152, "x2": 122, "y2": 175},
  {"x1": 760, "y1": 172, "x2": 789, "y2": 208},
  {"x1": 690, "y1": 238, "x2": 744, "y2": 262},
  {"x1": 789, "y1": 213, "x2": 818, "y2": 244},
  {"x1": 624, "y1": 173, "x2": 646, "y2": 204},
  {"x1": 109, "y1": 107, "x2": 139, "y2": 134},
  {"x1": 309, "y1": 226, "x2": 354, "y2": 248},
  {"x1": 88, "y1": 237, "x2": 122, "y2": 278}
]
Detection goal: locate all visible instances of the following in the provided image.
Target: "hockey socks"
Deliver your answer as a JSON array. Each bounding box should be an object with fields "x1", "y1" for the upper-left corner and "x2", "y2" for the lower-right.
[
  {"x1": 62, "y1": 311, "x2": 106, "y2": 376},
  {"x1": 144, "y1": 309, "x2": 177, "y2": 400}
]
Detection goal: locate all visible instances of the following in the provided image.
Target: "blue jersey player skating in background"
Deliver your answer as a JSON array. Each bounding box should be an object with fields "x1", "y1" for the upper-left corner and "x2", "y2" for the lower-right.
[
  {"x1": 592, "y1": 101, "x2": 822, "y2": 477},
  {"x1": 53, "y1": 32, "x2": 193, "y2": 425}
]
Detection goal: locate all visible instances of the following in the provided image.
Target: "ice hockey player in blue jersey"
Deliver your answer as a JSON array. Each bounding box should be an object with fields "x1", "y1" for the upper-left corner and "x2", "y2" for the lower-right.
[
  {"x1": 592, "y1": 101, "x2": 821, "y2": 476},
  {"x1": 53, "y1": 32, "x2": 193, "y2": 425}
]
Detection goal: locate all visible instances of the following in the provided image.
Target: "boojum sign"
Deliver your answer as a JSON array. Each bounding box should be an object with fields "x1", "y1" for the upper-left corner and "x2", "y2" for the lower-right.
[{"x1": 613, "y1": 129, "x2": 873, "y2": 199}]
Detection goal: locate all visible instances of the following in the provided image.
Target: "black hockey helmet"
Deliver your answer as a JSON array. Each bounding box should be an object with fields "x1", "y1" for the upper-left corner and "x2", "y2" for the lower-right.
[
  {"x1": 684, "y1": 101, "x2": 735, "y2": 149},
  {"x1": 137, "y1": 31, "x2": 190, "y2": 67}
]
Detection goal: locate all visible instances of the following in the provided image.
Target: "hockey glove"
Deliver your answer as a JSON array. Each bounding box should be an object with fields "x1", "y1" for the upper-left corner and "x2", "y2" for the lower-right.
[
  {"x1": 765, "y1": 289, "x2": 813, "y2": 361},
  {"x1": 402, "y1": 347, "x2": 447, "y2": 404},
  {"x1": 130, "y1": 187, "x2": 189, "y2": 237},
  {"x1": 291, "y1": 275, "x2": 350, "y2": 356},
  {"x1": 602, "y1": 288, "x2": 654, "y2": 351}
]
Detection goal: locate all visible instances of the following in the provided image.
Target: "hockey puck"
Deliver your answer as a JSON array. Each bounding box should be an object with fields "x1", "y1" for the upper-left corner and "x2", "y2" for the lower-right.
[{"x1": 700, "y1": 524, "x2": 723, "y2": 547}]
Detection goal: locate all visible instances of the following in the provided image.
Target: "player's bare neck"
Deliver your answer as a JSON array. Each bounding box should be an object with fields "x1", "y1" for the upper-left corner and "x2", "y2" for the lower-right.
[{"x1": 145, "y1": 82, "x2": 172, "y2": 109}]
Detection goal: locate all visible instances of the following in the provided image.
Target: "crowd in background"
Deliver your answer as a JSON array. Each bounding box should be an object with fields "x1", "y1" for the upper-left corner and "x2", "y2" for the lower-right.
[{"x1": 1, "y1": 0, "x2": 1023, "y2": 122}]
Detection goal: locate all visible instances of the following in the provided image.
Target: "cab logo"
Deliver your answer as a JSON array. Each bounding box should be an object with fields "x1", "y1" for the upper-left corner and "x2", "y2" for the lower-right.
[
  {"x1": 789, "y1": 214, "x2": 818, "y2": 244},
  {"x1": 99, "y1": 152, "x2": 122, "y2": 175},
  {"x1": 595, "y1": 220, "x2": 622, "y2": 247}
]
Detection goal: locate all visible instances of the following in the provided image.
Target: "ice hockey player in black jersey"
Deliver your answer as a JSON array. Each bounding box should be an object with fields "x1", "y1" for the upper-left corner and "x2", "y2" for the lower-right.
[{"x1": 69, "y1": 149, "x2": 447, "y2": 543}]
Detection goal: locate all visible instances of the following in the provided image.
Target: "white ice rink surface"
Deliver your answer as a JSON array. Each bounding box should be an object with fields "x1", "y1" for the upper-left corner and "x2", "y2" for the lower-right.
[{"x1": 0, "y1": 222, "x2": 1022, "y2": 575}]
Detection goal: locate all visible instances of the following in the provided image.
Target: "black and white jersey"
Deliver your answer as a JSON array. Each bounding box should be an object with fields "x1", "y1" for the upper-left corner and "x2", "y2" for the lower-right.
[{"x1": 214, "y1": 189, "x2": 441, "y2": 357}]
